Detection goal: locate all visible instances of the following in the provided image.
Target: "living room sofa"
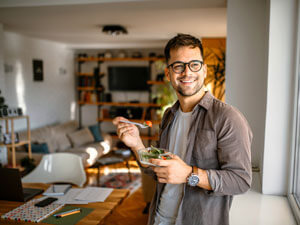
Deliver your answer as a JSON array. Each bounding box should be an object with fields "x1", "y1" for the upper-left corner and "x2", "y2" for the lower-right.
[{"x1": 8, "y1": 120, "x2": 112, "y2": 167}]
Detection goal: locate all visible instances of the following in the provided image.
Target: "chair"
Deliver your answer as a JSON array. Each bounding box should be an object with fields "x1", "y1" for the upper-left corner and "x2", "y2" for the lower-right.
[{"x1": 22, "y1": 153, "x2": 87, "y2": 187}]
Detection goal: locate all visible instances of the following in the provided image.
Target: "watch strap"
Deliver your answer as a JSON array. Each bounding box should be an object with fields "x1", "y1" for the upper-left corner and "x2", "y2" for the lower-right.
[{"x1": 192, "y1": 166, "x2": 197, "y2": 174}]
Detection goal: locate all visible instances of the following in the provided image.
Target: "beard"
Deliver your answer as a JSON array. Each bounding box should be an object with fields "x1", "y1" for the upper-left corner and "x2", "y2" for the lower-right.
[{"x1": 172, "y1": 76, "x2": 204, "y2": 97}]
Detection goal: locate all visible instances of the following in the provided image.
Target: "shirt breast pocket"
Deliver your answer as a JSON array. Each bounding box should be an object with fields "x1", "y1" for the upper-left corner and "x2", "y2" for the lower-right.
[{"x1": 192, "y1": 130, "x2": 218, "y2": 167}]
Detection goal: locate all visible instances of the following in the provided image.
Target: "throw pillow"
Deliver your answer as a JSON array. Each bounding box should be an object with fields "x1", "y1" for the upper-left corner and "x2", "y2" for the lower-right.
[
  {"x1": 25, "y1": 142, "x2": 49, "y2": 154},
  {"x1": 56, "y1": 135, "x2": 71, "y2": 152},
  {"x1": 67, "y1": 128, "x2": 94, "y2": 147},
  {"x1": 88, "y1": 124, "x2": 104, "y2": 142}
]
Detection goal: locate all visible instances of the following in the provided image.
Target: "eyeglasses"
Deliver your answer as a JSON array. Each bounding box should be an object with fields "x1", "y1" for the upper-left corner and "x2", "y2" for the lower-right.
[{"x1": 167, "y1": 60, "x2": 204, "y2": 74}]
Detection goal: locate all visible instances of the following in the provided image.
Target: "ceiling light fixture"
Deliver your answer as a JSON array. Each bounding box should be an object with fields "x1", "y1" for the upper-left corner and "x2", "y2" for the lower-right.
[{"x1": 102, "y1": 25, "x2": 128, "y2": 36}]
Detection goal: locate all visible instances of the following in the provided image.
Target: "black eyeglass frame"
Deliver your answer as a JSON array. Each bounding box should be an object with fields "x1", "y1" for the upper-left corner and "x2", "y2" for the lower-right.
[{"x1": 167, "y1": 60, "x2": 204, "y2": 74}]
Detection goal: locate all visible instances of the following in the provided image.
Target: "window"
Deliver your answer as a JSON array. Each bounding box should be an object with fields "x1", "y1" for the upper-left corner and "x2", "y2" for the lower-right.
[{"x1": 288, "y1": 49, "x2": 300, "y2": 225}]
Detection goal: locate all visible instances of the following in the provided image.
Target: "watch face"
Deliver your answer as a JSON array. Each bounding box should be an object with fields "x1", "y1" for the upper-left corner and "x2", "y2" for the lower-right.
[{"x1": 188, "y1": 174, "x2": 199, "y2": 186}]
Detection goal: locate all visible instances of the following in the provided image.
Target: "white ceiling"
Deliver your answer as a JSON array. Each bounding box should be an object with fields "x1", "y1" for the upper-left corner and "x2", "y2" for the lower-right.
[{"x1": 0, "y1": 0, "x2": 227, "y2": 49}]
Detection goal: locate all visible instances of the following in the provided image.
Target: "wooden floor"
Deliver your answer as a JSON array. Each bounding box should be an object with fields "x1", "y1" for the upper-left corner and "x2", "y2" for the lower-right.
[{"x1": 86, "y1": 159, "x2": 149, "y2": 225}]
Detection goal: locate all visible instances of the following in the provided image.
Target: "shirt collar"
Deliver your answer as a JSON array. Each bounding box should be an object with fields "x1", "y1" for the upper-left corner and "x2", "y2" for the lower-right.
[{"x1": 170, "y1": 91, "x2": 214, "y2": 114}]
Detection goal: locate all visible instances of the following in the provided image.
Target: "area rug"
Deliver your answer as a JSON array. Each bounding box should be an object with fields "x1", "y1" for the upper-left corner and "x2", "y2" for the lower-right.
[{"x1": 99, "y1": 172, "x2": 141, "y2": 194}]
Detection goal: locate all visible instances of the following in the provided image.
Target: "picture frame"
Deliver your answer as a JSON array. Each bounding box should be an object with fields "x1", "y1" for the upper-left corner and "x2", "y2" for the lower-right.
[{"x1": 33, "y1": 59, "x2": 44, "y2": 81}]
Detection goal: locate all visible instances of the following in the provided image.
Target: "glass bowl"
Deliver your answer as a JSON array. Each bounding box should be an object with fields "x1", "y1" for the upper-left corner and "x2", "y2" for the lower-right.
[{"x1": 137, "y1": 147, "x2": 172, "y2": 166}]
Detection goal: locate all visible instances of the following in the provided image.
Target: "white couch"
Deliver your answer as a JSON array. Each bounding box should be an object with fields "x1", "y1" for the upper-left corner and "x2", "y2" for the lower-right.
[{"x1": 8, "y1": 120, "x2": 112, "y2": 167}]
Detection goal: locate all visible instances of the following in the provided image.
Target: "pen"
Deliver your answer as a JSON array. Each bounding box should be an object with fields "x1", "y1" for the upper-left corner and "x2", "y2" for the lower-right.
[{"x1": 54, "y1": 208, "x2": 81, "y2": 218}]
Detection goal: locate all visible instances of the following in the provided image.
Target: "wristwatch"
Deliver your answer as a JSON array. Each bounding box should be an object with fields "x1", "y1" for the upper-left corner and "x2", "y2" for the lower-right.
[{"x1": 187, "y1": 166, "x2": 200, "y2": 186}]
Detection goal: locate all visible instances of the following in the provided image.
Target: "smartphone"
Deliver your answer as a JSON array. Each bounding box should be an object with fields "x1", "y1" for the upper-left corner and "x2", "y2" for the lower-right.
[{"x1": 34, "y1": 197, "x2": 58, "y2": 207}]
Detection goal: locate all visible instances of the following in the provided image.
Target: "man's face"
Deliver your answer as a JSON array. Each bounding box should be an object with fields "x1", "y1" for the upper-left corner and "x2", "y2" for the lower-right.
[{"x1": 165, "y1": 46, "x2": 207, "y2": 97}]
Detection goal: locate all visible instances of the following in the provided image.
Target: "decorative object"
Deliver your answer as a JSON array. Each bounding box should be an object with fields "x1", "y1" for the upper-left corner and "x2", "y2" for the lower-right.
[
  {"x1": 3, "y1": 133, "x2": 19, "y2": 144},
  {"x1": 132, "y1": 52, "x2": 142, "y2": 58},
  {"x1": 117, "y1": 50, "x2": 127, "y2": 58},
  {"x1": 102, "y1": 25, "x2": 128, "y2": 36},
  {"x1": 33, "y1": 59, "x2": 44, "y2": 81},
  {"x1": 104, "y1": 51, "x2": 113, "y2": 58}
]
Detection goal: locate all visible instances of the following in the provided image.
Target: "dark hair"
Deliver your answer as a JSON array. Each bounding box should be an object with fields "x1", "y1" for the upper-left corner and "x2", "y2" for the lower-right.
[{"x1": 164, "y1": 33, "x2": 203, "y2": 63}]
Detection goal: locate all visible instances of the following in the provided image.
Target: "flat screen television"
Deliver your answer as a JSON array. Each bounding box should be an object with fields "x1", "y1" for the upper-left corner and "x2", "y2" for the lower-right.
[{"x1": 108, "y1": 66, "x2": 150, "y2": 91}]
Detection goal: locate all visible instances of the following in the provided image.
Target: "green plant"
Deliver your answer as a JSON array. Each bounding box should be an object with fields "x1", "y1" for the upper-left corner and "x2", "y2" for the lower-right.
[
  {"x1": 204, "y1": 48, "x2": 226, "y2": 101},
  {"x1": 152, "y1": 81, "x2": 177, "y2": 118}
]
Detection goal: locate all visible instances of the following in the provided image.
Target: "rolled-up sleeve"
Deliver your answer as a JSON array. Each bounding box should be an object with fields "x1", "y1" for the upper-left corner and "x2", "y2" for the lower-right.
[{"x1": 207, "y1": 106, "x2": 253, "y2": 196}]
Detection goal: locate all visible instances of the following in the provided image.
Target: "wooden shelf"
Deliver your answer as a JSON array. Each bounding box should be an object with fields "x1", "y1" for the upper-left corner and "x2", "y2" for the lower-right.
[
  {"x1": 111, "y1": 134, "x2": 159, "y2": 141},
  {"x1": 78, "y1": 101, "x2": 162, "y2": 107},
  {"x1": 98, "y1": 117, "x2": 161, "y2": 125},
  {"x1": 0, "y1": 140, "x2": 30, "y2": 147},
  {"x1": 77, "y1": 87, "x2": 103, "y2": 91},
  {"x1": 147, "y1": 80, "x2": 167, "y2": 85},
  {"x1": 76, "y1": 57, "x2": 165, "y2": 62},
  {"x1": 0, "y1": 115, "x2": 28, "y2": 120},
  {"x1": 0, "y1": 115, "x2": 32, "y2": 168},
  {"x1": 76, "y1": 72, "x2": 105, "y2": 77}
]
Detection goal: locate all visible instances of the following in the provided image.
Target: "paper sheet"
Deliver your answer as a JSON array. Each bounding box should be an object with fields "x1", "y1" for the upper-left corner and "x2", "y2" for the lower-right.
[
  {"x1": 55, "y1": 188, "x2": 89, "y2": 204},
  {"x1": 75, "y1": 187, "x2": 113, "y2": 202}
]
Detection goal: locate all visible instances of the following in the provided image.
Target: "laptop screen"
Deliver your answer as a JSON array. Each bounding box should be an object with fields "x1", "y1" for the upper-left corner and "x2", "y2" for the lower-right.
[{"x1": 0, "y1": 168, "x2": 43, "y2": 202}]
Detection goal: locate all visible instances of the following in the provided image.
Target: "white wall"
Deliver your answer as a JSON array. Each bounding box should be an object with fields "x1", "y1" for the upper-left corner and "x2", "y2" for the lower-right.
[
  {"x1": 226, "y1": 0, "x2": 268, "y2": 169},
  {"x1": 3, "y1": 32, "x2": 75, "y2": 130},
  {"x1": 227, "y1": 0, "x2": 298, "y2": 195},
  {"x1": 262, "y1": 0, "x2": 298, "y2": 195}
]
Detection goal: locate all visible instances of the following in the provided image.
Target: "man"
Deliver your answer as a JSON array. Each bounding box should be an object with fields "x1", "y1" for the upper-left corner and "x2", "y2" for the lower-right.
[{"x1": 113, "y1": 33, "x2": 252, "y2": 225}]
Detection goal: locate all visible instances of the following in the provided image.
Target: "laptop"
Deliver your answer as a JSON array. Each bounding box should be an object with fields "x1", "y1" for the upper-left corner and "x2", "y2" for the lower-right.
[{"x1": 0, "y1": 167, "x2": 43, "y2": 202}]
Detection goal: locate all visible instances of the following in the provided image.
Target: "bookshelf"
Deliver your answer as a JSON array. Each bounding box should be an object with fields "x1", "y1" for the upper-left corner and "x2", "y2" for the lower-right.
[
  {"x1": 76, "y1": 55, "x2": 165, "y2": 143},
  {"x1": 0, "y1": 115, "x2": 32, "y2": 168}
]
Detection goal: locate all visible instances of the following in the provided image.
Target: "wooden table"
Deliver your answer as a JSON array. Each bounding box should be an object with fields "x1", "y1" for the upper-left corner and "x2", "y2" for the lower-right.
[{"x1": 0, "y1": 183, "x2": 129, "y2": 225}]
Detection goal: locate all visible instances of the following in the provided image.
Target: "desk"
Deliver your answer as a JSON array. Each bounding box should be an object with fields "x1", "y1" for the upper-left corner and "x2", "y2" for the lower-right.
[{"x1": 0, "y1": 183, "x2": 129, "y2": 225}]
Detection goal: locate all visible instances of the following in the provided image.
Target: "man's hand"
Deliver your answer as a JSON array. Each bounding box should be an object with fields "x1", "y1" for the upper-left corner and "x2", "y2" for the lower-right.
[
  {"x1": 112, "y1": 116, "x2": 144, "y2": 151},
  {"x1": 150, "y1": 154, "x2": 192, "y2": 184}
]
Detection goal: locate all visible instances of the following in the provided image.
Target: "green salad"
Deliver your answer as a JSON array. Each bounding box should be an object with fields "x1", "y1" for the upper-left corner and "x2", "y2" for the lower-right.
[{"x1": 141, "y1": 146, "x2": 172, "y2": 160}]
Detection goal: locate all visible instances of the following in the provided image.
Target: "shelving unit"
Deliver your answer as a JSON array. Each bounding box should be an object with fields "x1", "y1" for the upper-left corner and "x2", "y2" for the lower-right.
[
  {"x1": 0, "y1": 115, "x2": 32, "y2": 168},
  {"x1": 76, "y1": 55, "x2": 165, "y2": 143}
]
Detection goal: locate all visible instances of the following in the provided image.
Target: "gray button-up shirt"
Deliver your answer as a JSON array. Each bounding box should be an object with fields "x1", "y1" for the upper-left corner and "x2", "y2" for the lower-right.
[{"x1": 141, "y1": 91, "x2": 253, "y2": 225}]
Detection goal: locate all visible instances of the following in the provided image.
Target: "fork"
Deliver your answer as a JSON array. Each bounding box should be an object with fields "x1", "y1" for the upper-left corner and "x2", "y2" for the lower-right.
[{"x1": 120, "y1": 120, "x2": 149, "y2": 128}]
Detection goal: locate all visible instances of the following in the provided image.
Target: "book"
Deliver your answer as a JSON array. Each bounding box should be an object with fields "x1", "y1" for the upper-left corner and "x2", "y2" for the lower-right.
[
  {"x1": 43, "y1": 184, "x2": 72, "y2": 196},
  {"x1": 1, "y1": 197, "x2": 64, "y2": 223}
]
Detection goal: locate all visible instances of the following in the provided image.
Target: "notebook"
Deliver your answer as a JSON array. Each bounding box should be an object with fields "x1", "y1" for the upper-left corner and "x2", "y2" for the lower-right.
[
  {"x1": 0, "y1": 167, "x2": 44, "y2": 202},
  {"x1": 1, "y1": 197, "x2": 64, "y2": 223}
]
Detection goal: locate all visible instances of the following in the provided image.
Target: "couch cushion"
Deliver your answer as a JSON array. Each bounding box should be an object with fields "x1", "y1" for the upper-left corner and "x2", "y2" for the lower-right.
[
  {"x1": 51, "y1": 120, "x2": 78, "y2": 134},
  {"x1": 67, "y1": 128, "x2": 94, "y2": 147},
  {"x1": 88, "y1": 124, "x2": 104, "y2": 142},
  {"x1": 51, "y1": 120, "x2": 78, "y2": 151},
  {"x1": 25, "y1": 143, "x2": 49, "y2": 154},
  {"x1": 56, "y1": 135, "x2": 72, "y2": 152},
  {"x1": 19, "y1": 126, "x2": 56, "y2": 153}
]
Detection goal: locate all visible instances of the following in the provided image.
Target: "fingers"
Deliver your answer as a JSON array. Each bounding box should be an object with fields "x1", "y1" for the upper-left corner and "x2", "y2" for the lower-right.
[
  {"x1": 150, "y1": 158, "x2": 171, "y2": 167},
  {"x1": 112, "y1": 116, "x2": 128, "y2": 125},
  {"x1": 153, "y1": 168, "x2": 168, "y2": 183},
  {"x1": 117, "y1": 124, "x2": 135, "y2": 138}
]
